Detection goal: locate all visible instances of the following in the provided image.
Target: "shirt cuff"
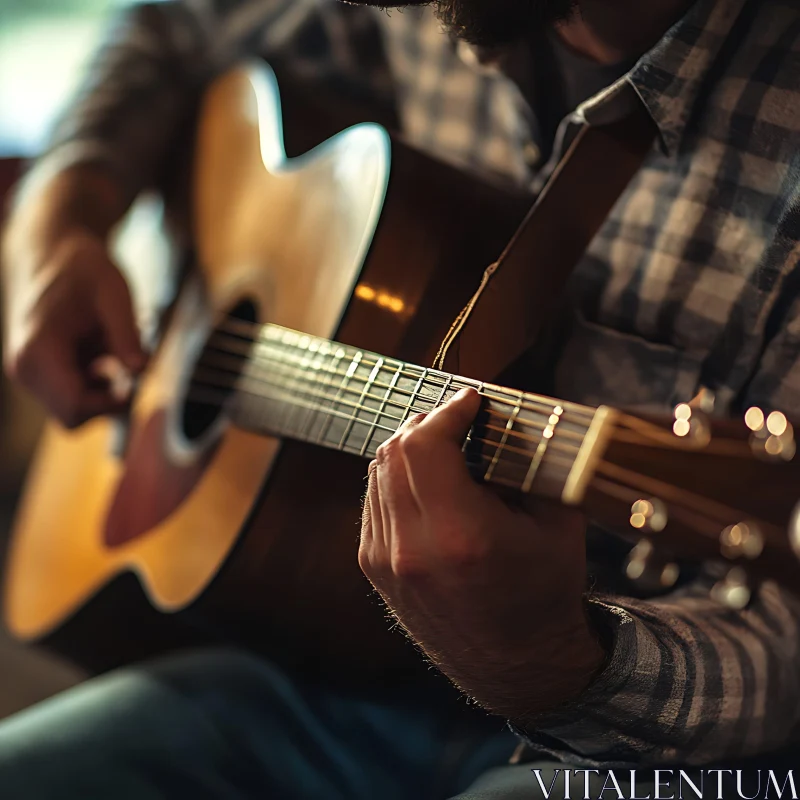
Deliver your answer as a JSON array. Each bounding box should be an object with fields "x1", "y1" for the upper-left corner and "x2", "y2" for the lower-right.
[{"x1": 510, "y1": 596, "x2": 663, "y2": 766}]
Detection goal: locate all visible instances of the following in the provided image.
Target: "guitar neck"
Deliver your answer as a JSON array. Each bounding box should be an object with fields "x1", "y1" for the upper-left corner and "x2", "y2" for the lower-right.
[{"x1": 217, "y1": 322, "x2": 612, "y2": 504}]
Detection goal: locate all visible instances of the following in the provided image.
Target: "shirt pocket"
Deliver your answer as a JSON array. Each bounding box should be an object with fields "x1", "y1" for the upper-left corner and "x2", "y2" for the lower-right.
[{"x1": 552, "y1": 309, "x2": 705, "y2": 413}]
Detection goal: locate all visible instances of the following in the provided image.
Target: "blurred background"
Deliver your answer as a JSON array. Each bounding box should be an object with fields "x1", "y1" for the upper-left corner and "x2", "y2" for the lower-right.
[{"x1": 0, "y1": 0, "x2": 130, "y2": 719}]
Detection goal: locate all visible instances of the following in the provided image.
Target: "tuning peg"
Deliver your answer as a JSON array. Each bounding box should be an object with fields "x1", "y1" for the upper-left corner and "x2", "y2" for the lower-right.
[
  {"x1": 629, "y1": 498, "x2": 668, "y2": 533},
  {"x1": 690, "y1": 387, "x2": 716, "y2": 414},
  {"x1": 719, "y1": 522, "x2": 764, "y2": 561},
  {"x1": 672, "y1": 403, "x2": 711, "y2": 446},
  {"x1": 711, "y1": 566, "x2": 752, "y2": 610},
  {"x1": 625, "y1": 539, "x2": 680, "y2": 590},
  {"x1": 745, "y1": 407, "x2": 796, "y2": 462}
]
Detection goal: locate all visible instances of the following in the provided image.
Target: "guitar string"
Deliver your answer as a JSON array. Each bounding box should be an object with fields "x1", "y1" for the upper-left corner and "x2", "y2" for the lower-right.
[
  {"x1": 189, "y1": 376, "x2": 757, "y2": 545},
  {"x1": 206, "y1": 337, "x2": 591, "y2": 456},
  {"x1": 201, "y1": 344, "x2": 565, "y2": 434},
  {"x1": 211, "y1": 323, "x2": 725, "y2": 476},
  {"x1": 187, "y1": 374, "x2": 740, "y2": 545},
  {"x1": 202, "y1": 339, "x2": 587, "y2": 458},
  {"x1": 213, "y1": 324, "x2": 595, "y2": 418},
  {"x1": 210, "y1": 320, "x2": 596, "y2": 418},
  {"x1": 190, "y1": 320, "x2": 721, "y2": 503},
  {"x1": 191, "y1": 374, "x2": 767, "y2": 564},
  {"x1": 183, "y1": 383, "x2": 577, "y2": 488},
  {"x1": 189, "y1": 367, "x2": 583, "y2": 459},
  {"x1": 189, "y1": 330, "x2": 727, "y2": 514},
  {"x1": 198, "y1": 331, "x2": 593, "y2": 443},
  {"x1": 208, "y1": 337, "x2": 590, "y2": 430},
  {"x1": 191, "y1": 362, "x2": 586, "y2": 451},
  {"x1": 205, "y1": 340, "x2": 724, "y2": 484},
  {"x1": 194, "y1": 352, "x2": 588, "y2": 445},
  {"x1": 186, "y1": 377, "x2": 743, "y2": 532},
  {"x1": 204, "y1": 335, "x2": 716, "y2": 477},
  {"x1": 588, "y1": 476, "x2": 738, "y2": 538},
  {"x1": 596, "y1": 459, "x2": 749, "y2": 524}
]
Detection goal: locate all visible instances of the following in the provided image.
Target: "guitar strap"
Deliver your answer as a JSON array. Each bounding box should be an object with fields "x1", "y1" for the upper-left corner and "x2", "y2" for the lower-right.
[{"x1": 433, "y1": 99, "x2": 657, "y2": 382}]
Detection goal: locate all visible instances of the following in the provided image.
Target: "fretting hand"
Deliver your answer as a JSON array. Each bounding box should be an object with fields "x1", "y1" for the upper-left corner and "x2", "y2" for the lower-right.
[{"x1": 360, "y1": 388, "x2": 606, "y2": 719}]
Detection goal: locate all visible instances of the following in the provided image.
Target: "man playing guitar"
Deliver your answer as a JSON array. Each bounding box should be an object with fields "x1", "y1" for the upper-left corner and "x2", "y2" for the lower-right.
[{"x1": 1, "y1": 0, "x2": 800, "y2": 797}]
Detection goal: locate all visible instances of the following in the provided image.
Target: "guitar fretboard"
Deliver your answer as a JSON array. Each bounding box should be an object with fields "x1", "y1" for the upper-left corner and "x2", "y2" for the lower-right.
[{"x1": 214, "y1": 323, "x2": 602, "y2": 501}]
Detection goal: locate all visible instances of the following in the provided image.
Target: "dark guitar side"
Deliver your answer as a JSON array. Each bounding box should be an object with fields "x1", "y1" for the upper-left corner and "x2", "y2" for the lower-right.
[{"x1": 35, "y1": 66, "x2": 533, "y2": 686}]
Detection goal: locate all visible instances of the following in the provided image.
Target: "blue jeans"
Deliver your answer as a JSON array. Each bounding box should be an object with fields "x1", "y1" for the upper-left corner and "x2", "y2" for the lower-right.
[
  {"x1": 0, "y1": 648, "x2": 519, "y2": 799},
  {"x1": 1, "y1": 648, "x2": 789, "y2": 799}
]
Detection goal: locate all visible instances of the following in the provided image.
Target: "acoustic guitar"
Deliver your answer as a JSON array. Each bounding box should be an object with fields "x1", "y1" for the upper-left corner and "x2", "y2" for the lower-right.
[{"x1": 4, "y1": 63, "x2": 800, "y2": 685}]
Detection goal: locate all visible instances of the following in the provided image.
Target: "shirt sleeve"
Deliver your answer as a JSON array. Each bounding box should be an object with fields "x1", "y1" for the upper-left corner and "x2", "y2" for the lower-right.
[
  {"x1": 515, "y1": 579, "x2": 800, "y2": 766},
  {"x1": 515, "y1": 290, "x2": 800, "y2": 767},
  {"x1": 25, "y1": 0, "x2": 318, "y2": 201}
]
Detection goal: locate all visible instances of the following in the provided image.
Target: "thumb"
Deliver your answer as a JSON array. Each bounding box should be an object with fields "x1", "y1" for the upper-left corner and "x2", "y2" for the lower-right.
[
  {"x1": 400, "y1": 387, "x2": 484, "y2": 511},
  {"x1": 95, "y1": 266, "x2": 147, "y2": 373},
  {"x1": 419, "y1": 387, "x2": 482, "y2": 443}
]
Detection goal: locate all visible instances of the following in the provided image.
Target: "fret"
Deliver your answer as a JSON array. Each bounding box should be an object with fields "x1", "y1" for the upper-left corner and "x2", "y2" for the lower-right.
[
  {"x1": 272, "y1": 339, "x2": 315, "y2": 431},
  {"x1": 450, "y1": 375, "x2": 481, "y2": 398},
  {"x1": 433, "y1": 373, "x2": 454, "y2": 410},
  {"x1": 399, "y1": 368, "x2": 428, "y2": 426},
  {"x1": 360, "y1": 361, "x2": 403, "y2": 458},
  {"x1": 338, "y1": 357, "x2": 384, "y2": 452},
  {"x1": 272, "y1": 330, "x2": 301, "y2": 434},
  {"x1": 296, "y1": 339, "x2": 333, "y2": 440},
  {"x1": 244, "y1": 330, "x2": 288, "y2": 433},
  {"x1": 226, "y1": 324, "x2": 600, "y2": 505},
  {"x1": 483, "y1": 392, "x2": 522, "y2": 482},
  {"x1": 309, "y1": 345, "x2": 348, "y2": 441},
  {"x1": 462, "y1": 380, "x2": 485, "y2": 466},
  {"x1": 316, "y1": 350, "x2": 362, "y2": 446},
  {"x1": 521, "y1": 404, "x2": 564, "y2": 493},
  {"x1": 282, "y1": 335, "x2": 316, "y2": 436}
]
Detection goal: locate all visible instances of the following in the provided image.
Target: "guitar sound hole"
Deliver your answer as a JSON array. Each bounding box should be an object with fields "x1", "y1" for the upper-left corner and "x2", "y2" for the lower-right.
[{"x1": 181, "y1": 299, "x2": 258, "y2": 442}]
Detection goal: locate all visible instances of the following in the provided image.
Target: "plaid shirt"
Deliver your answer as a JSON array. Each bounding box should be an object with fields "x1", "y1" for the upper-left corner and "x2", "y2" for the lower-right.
[{"x1": 31, "y1": 0, "x2": 800, "y2": 768}]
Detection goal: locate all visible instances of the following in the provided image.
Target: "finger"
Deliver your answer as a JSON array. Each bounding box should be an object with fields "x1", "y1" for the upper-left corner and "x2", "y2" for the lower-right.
[
  {"x1": 419, "y1": 387, "x2": 481, "y2": 442},
  {"x1": 401, "y1": 388, "x2": 483, "y2": 511},
  {"x1": 90, "y1": 355, "x2": 136, "y2": 404},
  {"x1": 95, "y1": 267, "x2": 146, "y2": 373},
  {"x1": 397, "y1": 411, "x2": 427, "y2": 434},
  {"x1": 27, "y1": 338, "x2": 125, "y2": 427},
  {"x1": 359, "y1": 489, "x2": 374, "y2": 578},
  {"x1": 376, "y1": 436, "x2": 421, "y2": 535},
  {"x1": 361, "y1": 460, "x2": 383, "y2": 545}
]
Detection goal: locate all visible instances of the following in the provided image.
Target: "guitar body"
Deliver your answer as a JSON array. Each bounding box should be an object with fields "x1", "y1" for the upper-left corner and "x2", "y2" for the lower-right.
[{"x1": 3, "y1": 64, "x2": 530, "y2": 682}]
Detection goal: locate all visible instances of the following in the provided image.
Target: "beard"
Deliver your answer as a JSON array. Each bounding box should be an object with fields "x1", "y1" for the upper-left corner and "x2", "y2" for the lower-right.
[
  {"x1": 348, "y1": 0, "x2": 577, "y2": 48},
  {"x1": 433, "y1": 0, "x2": 577, "y2": 47}
]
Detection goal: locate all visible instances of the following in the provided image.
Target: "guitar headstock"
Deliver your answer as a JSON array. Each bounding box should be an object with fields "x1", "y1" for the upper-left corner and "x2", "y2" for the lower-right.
[{"x1": 584, "y1": 400, "x2": 800, "y2": 605}]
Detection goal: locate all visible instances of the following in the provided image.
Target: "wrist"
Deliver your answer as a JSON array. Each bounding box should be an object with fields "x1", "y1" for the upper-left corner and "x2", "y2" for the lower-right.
[
  {"x1": 441, "y1": 603, "x2": 607, "y2": 720},
  {"x1": 511, "y1": 611, "x2": 607, "y2": 713}
]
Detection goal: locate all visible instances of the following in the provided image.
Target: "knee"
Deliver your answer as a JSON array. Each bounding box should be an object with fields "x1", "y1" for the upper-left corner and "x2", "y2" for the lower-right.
[
  {"x1": 0, "y1": 648, "x2": 266, "y2": 757},
  {"x1": 141, "y1": 647, "x2": 287, "y2": 703},
  {"x1": 0, "y1": 648, "x2": 264, "y2": 797},
  {"x1": 0, "y1": 650, "x2": 250, "y2": 752},
  {"x1": 144, "y1": 646, "x2": 269, "y2": 684}
]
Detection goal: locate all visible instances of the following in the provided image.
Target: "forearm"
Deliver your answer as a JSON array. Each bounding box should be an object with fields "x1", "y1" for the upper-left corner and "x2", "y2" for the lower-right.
[
  {"x1": 421, "y1": 601, "x2": 607, "y2": 720},
  {"x1": 32, "y1": 2, "x2": 215, "y2": 206},
  {"x1": 4, "y1": 166, "x2": 126, "y2": 257},
  {"x1": 6, "y1": 0, "x2": 301, "y2": 268},
  {"x1": 514, "y1": 577, "x2": 800, "y2": 766},
  {"x1": 27, "y1": 1, "x2": 300, "y2": 211}
]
